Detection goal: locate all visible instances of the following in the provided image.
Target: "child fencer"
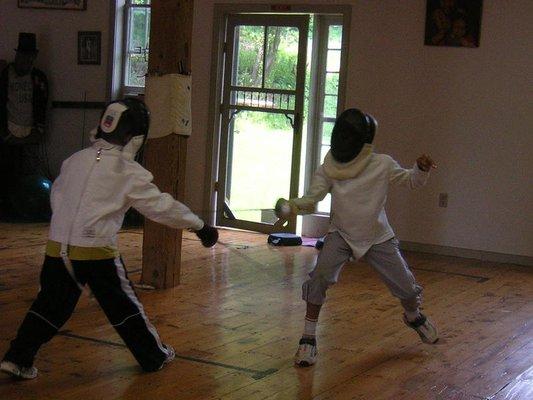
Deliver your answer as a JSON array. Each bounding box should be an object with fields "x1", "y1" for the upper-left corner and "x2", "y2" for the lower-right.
[
  {"x1": 276, "y1": 108, "x2": 439, "y2": 367},
  {"x1": 1, "y1": 98, "x2": 218, "y2": 379}
]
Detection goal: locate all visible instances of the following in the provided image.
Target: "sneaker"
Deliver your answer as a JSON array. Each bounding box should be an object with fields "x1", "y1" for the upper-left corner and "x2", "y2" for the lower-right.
[
  {"x1": 0, "y1": 360, "x2": 38, "y2": 380},
  {"x1": 158, "y1": 344, "x2": 175, "y2": 370},
  {"x1": 294, "y1": 337, "x2": 318, "y2": 367},
  {"x1": 403, "y1": 313, "x2": 439, "y2": 344}
]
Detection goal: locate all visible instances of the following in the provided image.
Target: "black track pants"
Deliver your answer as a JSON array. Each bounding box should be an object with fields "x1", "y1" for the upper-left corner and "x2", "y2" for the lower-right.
[{"x1": 3, "y1": 256, "x2": 169, "y2": 371}]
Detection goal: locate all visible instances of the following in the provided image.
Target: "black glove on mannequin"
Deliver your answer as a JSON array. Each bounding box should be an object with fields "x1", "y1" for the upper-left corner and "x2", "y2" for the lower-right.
[{"x1": 195, "y1": 223, "x2": 218, "y2": 248}]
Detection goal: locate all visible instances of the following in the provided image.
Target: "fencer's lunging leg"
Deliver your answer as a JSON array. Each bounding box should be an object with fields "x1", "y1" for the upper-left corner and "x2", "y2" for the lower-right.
[
  {"x1": 302, "y1": 232, "x2": 353, "y2": 307},
  {"x1": 296, "y1": 232, "x2": 353, "y2": 367},
  {"x1": 85, "y1": 257, "x2": 171, "y2": 371},
  {"x1": 365, "y1": 238, "x2": 439, "y2": 343},
  {"x1": 364, "y1": 238, "x2": 422, "y2": 315},
  {"x1": 3, "y1": 256, "x2": 83, "y2": 368}
]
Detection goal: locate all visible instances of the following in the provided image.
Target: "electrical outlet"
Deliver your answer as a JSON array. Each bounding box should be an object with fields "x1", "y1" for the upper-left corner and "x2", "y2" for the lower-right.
[{"x1": 439, "y1": 193, "x2": 448, "y2": 208}]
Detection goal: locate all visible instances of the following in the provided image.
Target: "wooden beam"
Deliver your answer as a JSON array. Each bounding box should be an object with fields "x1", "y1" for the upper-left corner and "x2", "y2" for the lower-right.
[{"x1": 141, "y1": 0, "x2": 194, "y2": 289}]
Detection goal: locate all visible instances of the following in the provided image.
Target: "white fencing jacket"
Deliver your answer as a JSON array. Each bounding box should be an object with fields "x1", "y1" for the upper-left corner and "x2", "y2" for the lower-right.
[
  {"x1": 291, "y1": 144, "x2": 429, "y2": 259},
  {"x1": 49, "y1": 139, "x2": 203, "y2": 248}
]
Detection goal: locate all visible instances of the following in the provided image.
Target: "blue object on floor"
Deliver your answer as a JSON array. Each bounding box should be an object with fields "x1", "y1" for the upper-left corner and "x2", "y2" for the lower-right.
[
  {"x1": 267, "y1": 233, "x2": 302, "y2": 246},
  {"x1": 9, "y1": 175, "x2": 52, "y2": 221}
]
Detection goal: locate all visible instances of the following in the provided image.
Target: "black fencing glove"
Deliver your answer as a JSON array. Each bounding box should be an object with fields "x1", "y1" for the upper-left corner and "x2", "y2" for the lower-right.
[{"x1": 196, "y1": 224, "x2": 218, "y2": 248}]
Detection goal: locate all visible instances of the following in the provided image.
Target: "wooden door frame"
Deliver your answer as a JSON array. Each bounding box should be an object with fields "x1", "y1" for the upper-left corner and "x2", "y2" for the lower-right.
[
  {"x1": 203, "y1": 3, "x2": 352, "y2": 230},
  {"x1": 216, "y1": 13, "x2": 308, "y2": 234}
]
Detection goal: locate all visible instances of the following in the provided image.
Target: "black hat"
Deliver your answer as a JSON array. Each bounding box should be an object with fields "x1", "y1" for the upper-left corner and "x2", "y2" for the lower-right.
[{"x1": 15, "y1": 33, "x2": 38, "y2": 53}]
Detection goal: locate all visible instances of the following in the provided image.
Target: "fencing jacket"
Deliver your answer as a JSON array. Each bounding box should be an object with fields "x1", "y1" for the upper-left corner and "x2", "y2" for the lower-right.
[
  {"x1": 290, "y1": 144, "x2": 429, "y2": 259},
  {"x1": 48, "y1": 138, "x2": 203, "y2": 253}
]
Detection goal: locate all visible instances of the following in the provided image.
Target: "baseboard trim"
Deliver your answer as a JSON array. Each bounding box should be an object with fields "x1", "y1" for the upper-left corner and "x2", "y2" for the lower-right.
[{"x1": 400, "y1": 241, "x2": 533, "y2": 267}]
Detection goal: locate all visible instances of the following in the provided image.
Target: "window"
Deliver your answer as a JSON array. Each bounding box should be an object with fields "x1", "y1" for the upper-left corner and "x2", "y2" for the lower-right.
[
  {"x1": 311, "y1": 18, "x2": 343, "y2": 213},
  {"x1": 319, "y1": 24, "x2": 342, "y2": 164},
  {"x1": 122, "y1": 0, "x2": 151, "y2": 94}
]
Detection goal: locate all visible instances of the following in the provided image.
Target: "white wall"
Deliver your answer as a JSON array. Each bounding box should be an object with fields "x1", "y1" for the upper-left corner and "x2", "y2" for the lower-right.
[
  {"x1": 0, "y1": 0, "x2": 111, "y2": 175},
  {"x1": 2, "y1": 1, "x2": 530, "y2": 258},
  {"x1": 188, "y1": 0, "x2": 533, "y2": 257}
]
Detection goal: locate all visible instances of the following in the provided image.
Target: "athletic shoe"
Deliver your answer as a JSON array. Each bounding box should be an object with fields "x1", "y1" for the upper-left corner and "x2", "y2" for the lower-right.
[
  {"x1": 403, "y1": 313, "x2": 439, "y2": 344},
  {"x1": 158, "y1": 344, "x2": 176, "y2": 370},
  {"x1": 0, "y1": 360, "x2": 38, "y2": 380},
  {"x1": 294, "y1": 337, "x2": 318, "y2": 367}
]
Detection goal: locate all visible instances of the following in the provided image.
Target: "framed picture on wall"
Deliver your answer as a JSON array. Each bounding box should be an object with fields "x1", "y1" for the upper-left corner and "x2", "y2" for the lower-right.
[
  {"x1": 78, "y1": 31, "x2": 101, "y2": 65},
  {"x1": 18, "y1": 0, "x2": 87, "y2": 10},
  {"x1": 424, "y1": 0, "x2": 483, "y2": 47}
]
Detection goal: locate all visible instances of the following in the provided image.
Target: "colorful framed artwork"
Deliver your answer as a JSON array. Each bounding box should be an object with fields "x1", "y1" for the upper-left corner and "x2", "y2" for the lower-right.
[{"x1": 425, "y1": 0, "x2": 483, "y2": 48}]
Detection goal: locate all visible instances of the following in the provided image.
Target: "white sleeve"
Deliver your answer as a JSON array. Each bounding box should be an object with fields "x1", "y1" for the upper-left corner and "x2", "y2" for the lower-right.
[
  {"x1": 290, "y1": 166, "x2": 332, "y2": 215},
  {"x1": 389, "y1": 159, "x2": 429, "y2": 189},
  {"x1": 127, "y1": 168, "x2": 204, "y2": 230}
]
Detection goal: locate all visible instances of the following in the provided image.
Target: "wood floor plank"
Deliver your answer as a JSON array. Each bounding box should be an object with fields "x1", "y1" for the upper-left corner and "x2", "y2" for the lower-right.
[{"x1": 0, "y1": 223, "x2": 531, "y2": 400}]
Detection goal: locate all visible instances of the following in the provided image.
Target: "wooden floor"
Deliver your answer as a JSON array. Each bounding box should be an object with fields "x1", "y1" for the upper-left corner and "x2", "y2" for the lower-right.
[{"x1": 0, "y1": 223, "x2": 532, "y2": 400}]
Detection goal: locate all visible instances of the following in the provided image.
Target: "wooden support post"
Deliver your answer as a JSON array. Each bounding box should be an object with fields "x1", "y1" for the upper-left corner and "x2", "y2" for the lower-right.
[{"x1": 141, "y1": 0, "x2": 194, "y2": 289}]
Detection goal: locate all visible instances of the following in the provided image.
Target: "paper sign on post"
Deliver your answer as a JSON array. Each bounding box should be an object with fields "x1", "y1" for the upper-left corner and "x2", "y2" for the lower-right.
[{"x1": 144, "y1": 73, "x2": 192, "y2": 138}]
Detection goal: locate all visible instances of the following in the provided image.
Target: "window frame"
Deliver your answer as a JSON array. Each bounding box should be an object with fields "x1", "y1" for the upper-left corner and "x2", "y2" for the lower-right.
[
  {"x1": 305, "y1": 15, "x2": 344, "y2": 215},
  {"x1": 121, "y1": 0, "x2": 151, "y2": 96}
]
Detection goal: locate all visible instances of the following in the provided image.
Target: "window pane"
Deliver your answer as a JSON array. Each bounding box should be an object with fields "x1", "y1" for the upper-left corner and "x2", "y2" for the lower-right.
[
  {"x1": 317, "y1": 193, "x2": 331, "y2": 213},
  {"x1": 322, "y1": 121, "x2": 334, "y2": 146},
  {"x1": 126, "y1": 53, "x2": 147, "y2": 87},
  {"x1": 233, "y1": 25, "x2": 264, "y2": 87},
  {"x1": 325, "y1": 72, "x2": 339, "y2": 96},
  {"x1": 226, "y1": 111, "x2": 293, "y2": 224},
  {"x1": 328, "y1": 25, "x2": 342, "y2": 49},
  {"x1": 320, "y1": 144, "x2": 330, "y2": 163},
  {"x1": 130, "y1": 8, "x2": 151, "y2": 51},
  {"x1": 264, "y1": 26, "x2": 299, "y2": 90},
  {"x1": 318, "y1": 145, "x2": 332, "y2": 213},
  {"x1": 326, "y1": 50, "x2": 341, "y2": 72},
  {"x1": 132, "y1": 0, "x2": 150, "y2": 4},
  {"x1": 323, "y1": 95, "x2": 338, "y2": 118}
]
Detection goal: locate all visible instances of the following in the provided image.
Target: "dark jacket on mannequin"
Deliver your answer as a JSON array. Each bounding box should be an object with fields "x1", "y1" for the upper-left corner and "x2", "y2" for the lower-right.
[{"x1": 0, "y1": 64, "x2": 49, "y2": 142}]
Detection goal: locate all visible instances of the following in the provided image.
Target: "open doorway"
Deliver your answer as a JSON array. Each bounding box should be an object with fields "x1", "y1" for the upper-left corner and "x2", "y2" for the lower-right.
[{"x1": 207, "y1": 5, "x2": 351, "y2": 235}]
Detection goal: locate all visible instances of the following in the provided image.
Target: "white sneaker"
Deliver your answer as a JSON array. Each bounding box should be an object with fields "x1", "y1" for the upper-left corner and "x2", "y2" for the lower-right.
[
  {"x1": 294, "y1": 337, "x2": 318, "y2": 367},
  {"x1": 158, "y1": 344, "x2": 175, "y2": 370},
  {"x1": 403, "y1": 313, "x2": 439, "y2": 344},
  {"x1": 0, "y1": 360, "x2": 38, "y2": 380}
]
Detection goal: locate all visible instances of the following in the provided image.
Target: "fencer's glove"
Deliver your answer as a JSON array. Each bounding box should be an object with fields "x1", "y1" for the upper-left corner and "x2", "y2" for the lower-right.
[
  {"x1": 275, "y1": 198, "x2": 292, "y2": 219},
  {"x1": 195, "y1": 223, "x2": 219, "y2": 248}
]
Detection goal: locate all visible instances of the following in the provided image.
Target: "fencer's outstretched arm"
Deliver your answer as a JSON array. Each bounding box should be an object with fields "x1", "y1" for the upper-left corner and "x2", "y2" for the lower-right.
[
  {"x1": 127, "y1": 168, "x2": 204, "y2": 230},
  {"x1": 289, "y1": 166, "x2": 332, "y2": 215},
  {"x1": 389, "y1": 157, "x2": 432, "y2": 189}
]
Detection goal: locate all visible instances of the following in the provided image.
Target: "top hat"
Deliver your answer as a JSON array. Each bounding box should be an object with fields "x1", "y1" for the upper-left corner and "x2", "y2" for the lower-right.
[{"x1": 15, "y1": 32, "x2": 38, "y2": 53}]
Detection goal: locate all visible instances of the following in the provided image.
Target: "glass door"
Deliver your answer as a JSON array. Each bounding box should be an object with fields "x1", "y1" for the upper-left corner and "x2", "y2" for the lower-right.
[{"x1": 216, "y1": 14, "x2": 309, "y2": 234}]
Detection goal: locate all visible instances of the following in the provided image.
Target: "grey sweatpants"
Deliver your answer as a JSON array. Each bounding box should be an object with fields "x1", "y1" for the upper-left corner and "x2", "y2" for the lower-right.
[{"x1": 302, "y1": 232, "x2": 422, "y2": 312}]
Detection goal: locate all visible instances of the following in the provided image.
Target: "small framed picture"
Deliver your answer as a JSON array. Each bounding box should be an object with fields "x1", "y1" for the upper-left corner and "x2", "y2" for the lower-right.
[
  {"x1": 78, "y1": 31, "x2": 101, "y2": 65},
  {"x1": 424, "y1": 0, "x2": 483, "y2": 48},
  {"x1": 18, "y1": 0, "x2": 87, "y2": 10}
]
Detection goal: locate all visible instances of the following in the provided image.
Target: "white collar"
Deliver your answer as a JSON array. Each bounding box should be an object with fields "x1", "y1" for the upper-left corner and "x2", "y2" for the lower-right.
[{"x1": 322, "y1": 144, "x2": 374, "y2": 180}]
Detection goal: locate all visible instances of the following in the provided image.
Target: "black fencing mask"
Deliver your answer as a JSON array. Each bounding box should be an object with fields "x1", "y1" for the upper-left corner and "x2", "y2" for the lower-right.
[{"x1": 330, "y1": 108, "x2": 377, "y2": 163}]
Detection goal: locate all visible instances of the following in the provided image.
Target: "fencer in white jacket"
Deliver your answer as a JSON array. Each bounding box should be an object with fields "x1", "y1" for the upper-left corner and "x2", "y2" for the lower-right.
[
  {"x1": 49, "y1": 136, "x2": 204, "y2": 248},
  {"x1": 1, "y1": 98, "x2": 218, "y2": 379},
  {"x1": 276, "y1": 109, "x2": 439, "y2": 368},
  {"x1": 290, "y1": 144, "x2": 430, "y2": 259}
]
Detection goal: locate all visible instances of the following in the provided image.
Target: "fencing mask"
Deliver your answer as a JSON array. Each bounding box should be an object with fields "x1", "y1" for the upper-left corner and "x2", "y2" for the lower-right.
[
  {"x1": 96, "y1": 98, "x2": 150, "y2": 159},
  {"x1": 330, "y1": 108, "x2": 377, "y2": 163}
]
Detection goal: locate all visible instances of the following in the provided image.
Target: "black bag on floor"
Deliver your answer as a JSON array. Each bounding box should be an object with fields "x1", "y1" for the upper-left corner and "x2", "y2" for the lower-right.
[{"x1": 267, "y1": 233, "x2": 302, "y2": 246}]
